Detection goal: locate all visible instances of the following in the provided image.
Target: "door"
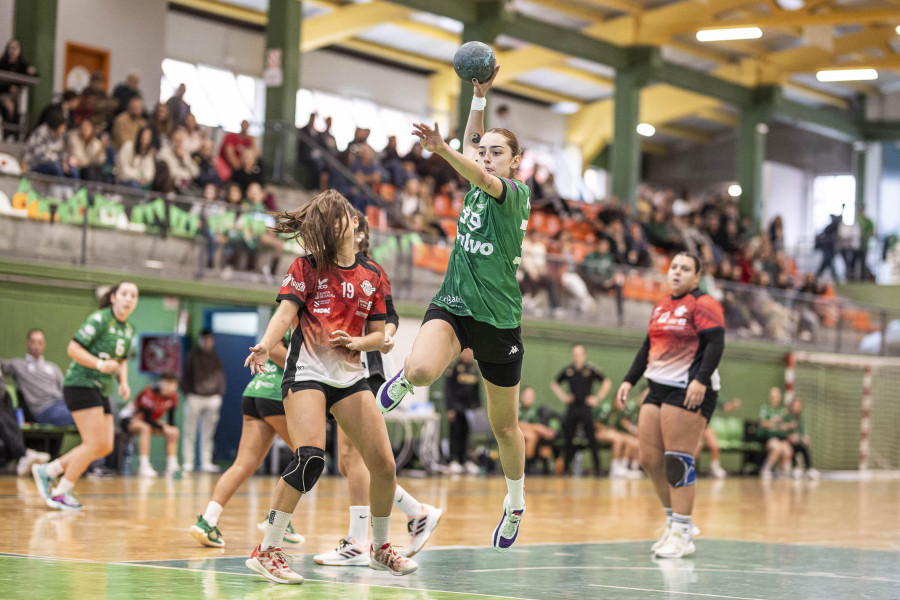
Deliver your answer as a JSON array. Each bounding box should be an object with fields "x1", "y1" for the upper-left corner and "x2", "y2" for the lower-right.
[{"x1": 64, "y1": 42, "x2": 109, "y2": 92}]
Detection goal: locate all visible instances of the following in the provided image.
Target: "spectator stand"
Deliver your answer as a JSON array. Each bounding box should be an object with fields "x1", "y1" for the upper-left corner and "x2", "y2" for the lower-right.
[{"x1": 0, "y1": 71, "x2": 39, "y2": 142}]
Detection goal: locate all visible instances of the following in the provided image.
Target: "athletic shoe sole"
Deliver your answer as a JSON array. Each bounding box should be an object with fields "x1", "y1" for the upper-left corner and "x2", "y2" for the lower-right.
[
  {"x1": 190, "y1": 525, "x2": 225, "y2": 548},
  {"x1": 245, "y1": 557, "x2": 303, "y2": 584},
  {"x1": 655, "y1": 541, "x2": 696, "y2": 559},
  {"x1": 650, "y1": 525, "x2": 700, "y2": 553},
  {"x1": 368, "y1": 558, "x2": 418, "y2": 576}
]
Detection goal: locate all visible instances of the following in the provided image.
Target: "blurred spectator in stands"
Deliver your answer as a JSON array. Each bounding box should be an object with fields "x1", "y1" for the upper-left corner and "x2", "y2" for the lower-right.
[
  {"x1": 580, "y1": 238, "x2": 616, "y2": 297},
  {"x1": 1, "y1": 329, "x2": 74, "y2": 427},
  {"x1": 857, "y1": 206, "x2": 875, "y2": 281},
  {"x1": 493, "y1": 104, "x2": 514, "y2": 131},
  {"x1": 116, "y1": 126, "x2": 155, "y2": 189},
  {"x1": 758, "y1": 387, "x2": 793, "y2": 479},
  {"x1": 192, "y1": 139, "x2": 221, "y2": 189},
  {"x1": 319, "y1": 115, "x2": 338, "y2": 156},
  {"x1": 222, "y1": 183, "x2": 258, "y2": 272},
  {"x1": 66, "y1": 118, "x2": 105, "y2": 181},
  {"x1": 159, "y1": 127, "x2": 199, "y2": 192},
  {"x1": 77, "y1": 71, "x2": 116, "y2": 132},
  {"x1": 768, "y1": 216, "x2": 784, "y2": 253},
  {"x1": 0, "y1": 93, "x2": 18, "y2": 140},
  {"x1": 643, "y1": 207, "x2": 682, "y2": 252},
  {"x1": 814, "y1": 213, "x2": 841, "y2": 282},
  {"x1": 520, "y1": 229, "x2": 551, "y2": 312},
  {"x1": 152, "y1": 158, "x2": 175, "y2": 195},
  {"x1": 604, "y1": 219, "x2": 627, "y2": 263},
  {"x1": 165, "y1": 83, "x2": 190, "y2": 128},
  {"x1": 35, "y1": 90, "x2": 79, "y2": 131},
  {"x1": 403, "y1": 142, "x2": 429, "y2": 179},
  {"x1": 349, "y1": 126, "x2": 373, "y2": 154},
  {"x1": 838, "y1": 215, "x2": 860, "y2": 281},
  {"x1": 625, "y1": 220, "x2": 653, "y2": 268},
  {"x1": 217, "y1": 119, "x2": 255, "y2": 182},
  {"x1": 181, "y1": 113, "x2": 205, "y2": 155},
  {"x1": 112, "y1": 96, "x2": 147, "y2": 150},
  {"x1": 677, "y1": 211, "x2": 713, "y2": 255},
  {"x1": 0, "y1": 39, "x2": 36, "y2": 140},
  {"x1": 381, "y1": 135, "x2": 408, "y2": 187},
  {"x1": 150, "y1": 102, "x2": 174, "y2": 150},
  {"x1": 348, "y1": 144, "x2": 382, "y2": 211},
  {"x1": 195, "y1": 183, "x2": 224, "y2": 268},
  {"x1": 230, "y1": 146, "x2": 264, "y2": 195},
  {"x1": 24, "y1": 109, "x2": 79, "y2": 179},
  {"x1": 297, "y1": 112, "x2": 320, "y2": 189},
  {"x1": 246, "y1": 182, "x2": 281, "y2": 276},
  {"x1": 112, "y1": 71, "x2": 142, "y2": 116},
  {"x1": 0, "y1": 39, "x2": 36, "y2": 85},
  {"x1": 785, "y1": 397, "x2": 818, "y2": 479},
  {"x1": 398, "y1": 177, "x2": 423, "y2": 220}
]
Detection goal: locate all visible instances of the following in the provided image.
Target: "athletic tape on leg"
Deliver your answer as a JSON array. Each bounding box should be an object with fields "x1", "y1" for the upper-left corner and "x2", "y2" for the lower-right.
[
  {"x1": 664, "y1": 451, "x2": 696, "y2": 487},
  {"x1": 282, "y1": 446, "x2": 326, "y2": 493}
]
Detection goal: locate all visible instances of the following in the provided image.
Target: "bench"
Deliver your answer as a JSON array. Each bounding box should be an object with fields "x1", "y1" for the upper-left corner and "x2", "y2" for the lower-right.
[
  {"x1": 708, "y1": 416, "x2": 765, "y2": 474},
  {"x1": 4, "y1": 383, "x2": 79, "y2": 459}
]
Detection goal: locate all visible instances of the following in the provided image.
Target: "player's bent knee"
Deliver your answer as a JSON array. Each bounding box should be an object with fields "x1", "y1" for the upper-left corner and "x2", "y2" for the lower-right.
[
  {"x1": 281, "y1": 446, "x2": 326, "y2": 493},
  {"x1": 664, "y1": 451, "x2": 696, "y2": 487}
]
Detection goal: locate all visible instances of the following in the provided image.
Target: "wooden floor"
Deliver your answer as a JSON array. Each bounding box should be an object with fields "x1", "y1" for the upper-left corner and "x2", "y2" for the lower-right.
[{"x1": 2, "y1": 473, "x2": 899, "y2": 599}]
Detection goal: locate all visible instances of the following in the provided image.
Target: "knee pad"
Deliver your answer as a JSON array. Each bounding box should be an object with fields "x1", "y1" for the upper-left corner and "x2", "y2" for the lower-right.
[
  {"x1": 664, "y1": 451, "x2": 696, "y2": 488},
  {"x1": 281, "y1": 446, "x2": 326, "y2": 493}
]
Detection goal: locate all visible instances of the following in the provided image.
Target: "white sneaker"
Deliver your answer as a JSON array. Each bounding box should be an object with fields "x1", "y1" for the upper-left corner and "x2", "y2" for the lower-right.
[
  {"x1": 313, "y1": 537, "x2": 369, "y2": 566},
  {"x1": 710, "y1": 463, "x2": 727, "y2": 480},
  {"x1": 625, "y1": 468, "x2": 644, "y2": 480},
  {"x1": 792, "y1": 466, "x2": 804, "y2": 480},
  {"x1": 246, "y1": 544, "x2": 303, "y2": 584},
  {"x1": 491, "y1": 494, "x2": 525, "y2": 553},
  {"x1": 182, "y1": 463, "x2": 194, "y2": 473},
  {"x1": 403, "y1": 504, "x2": 443, "y2": 558},
  {"x1": 17, "y1": 449, "x2": 48, "y2": 477},
  {"x1": 369, "y1": 542, "x2": 418, "y2": 576},
  {"x1": 760, "y1": 467, "x2": 772, "y2": 480},
  {"x1": 806, "y1": 468, "x2": 820, "y2": 480},
  {"x1": 258, "y1": 518, "x2": 305, "y2": 545},
  {"x1": 651, "y1": 523, "x2": 700, "y2": 553},
  {"x1": 464, "y1": 461, "x2": 479, "y2": 475},
  {"x1": 448, "y1": 461, "x2": 464, "y2": 475},
  {"x1": 139, "y1": 464, "x2": 158, "y2": 478},
  {"x1": 200, "y1": 463, "x2": 221, "y2": 473},
  {"x1": 655, "y1": 528, "x2": 695, "y2": 558}
]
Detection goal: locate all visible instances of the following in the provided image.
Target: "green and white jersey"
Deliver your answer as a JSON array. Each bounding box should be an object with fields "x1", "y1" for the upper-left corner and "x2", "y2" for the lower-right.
[
  {"x1": 519, "y1": 403, "x2": 540, "y2": 424},
  {"x1": 759, "y1": 405, "x2": 789, "y2": 439},
  {"x1": 432, "y1": 179, "x2": 531, "y2": 329},
  {"x1": 592, "y1": 398, "x2": 615, "y2": 426},
  {"x1": 243, "y1": 332, "x2": 290, "y2": 402},
  {"x1": 64, "y1": 307, "x2": 136, "y2": 394},
  {"x1": 616, "y1": 399, "x2": 639, "y2": 433}
]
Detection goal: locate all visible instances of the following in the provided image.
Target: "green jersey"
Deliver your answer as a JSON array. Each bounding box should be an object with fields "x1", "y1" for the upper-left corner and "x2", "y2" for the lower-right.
[
  {"x1": 243, "y1": 333, "x2": 290, "y2": 402},
  {"x1": 592, "y1": 398, "x2": 616, "y2": 427},
  {"x1": 616, "y1": 399, "x2": 639, "y2": 433},
  {"x1": 64, "y1": 307, "x2": 136, "y2": 394},
  {"x1": 432, "y1": 179, "x2": 531, "y2": 329},
  {"x1": 758, "y1": 405, "x2": 789, "y2": 438},
  {"x1": 519, "y1": 403, "x2": 540, "y2": 424},
  {"x1": 786, "y1": 412, "x2": 806, "y2": 437}
]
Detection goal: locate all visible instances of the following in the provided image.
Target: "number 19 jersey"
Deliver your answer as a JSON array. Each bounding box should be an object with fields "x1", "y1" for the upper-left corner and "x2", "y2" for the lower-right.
[{"x1": 432, "y1": 178, "x2": 531, "y2": 329}]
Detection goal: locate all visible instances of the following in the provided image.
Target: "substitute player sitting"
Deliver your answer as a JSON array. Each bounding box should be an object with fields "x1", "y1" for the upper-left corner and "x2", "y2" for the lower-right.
[{"x1": 119, "y1": 372, "x2": 180, "y2": 478}]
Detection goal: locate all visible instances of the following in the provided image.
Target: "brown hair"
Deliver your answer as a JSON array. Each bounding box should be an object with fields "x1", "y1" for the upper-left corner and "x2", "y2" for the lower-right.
[
  {"x1": 674, "y1": 251, "x2": 702, "y2": 274},
  {"x1": 99, "y1": 281, "x2": 137, "y2": 309},
  {"x1": 271, "y1": 189, "x2": 354, "y2": 273},
  {"x1": 484, "y1": 127, "x2": 523, "y2": 178},
  {"x1": 353, "y1": 208, "x2": 371, "y2": 258}
]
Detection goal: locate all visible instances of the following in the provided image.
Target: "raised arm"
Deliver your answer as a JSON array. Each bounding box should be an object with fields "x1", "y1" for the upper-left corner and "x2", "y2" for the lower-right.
[
  {"x1": 462, "y1": 66, "x2": 500, "y2": 161},
  {"x1": 414, "y1": 121, "x2": 504, "y2": 198}
]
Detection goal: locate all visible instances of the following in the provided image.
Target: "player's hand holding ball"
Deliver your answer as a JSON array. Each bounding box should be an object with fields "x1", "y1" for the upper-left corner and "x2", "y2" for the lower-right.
[{"x1": 245, "y1": 342, "x2": 270, "y2": 375}]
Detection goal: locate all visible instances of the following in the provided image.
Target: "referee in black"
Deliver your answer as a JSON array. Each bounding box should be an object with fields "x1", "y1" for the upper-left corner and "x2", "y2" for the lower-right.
[{"x1": 551, "y1": 344, "x2": 611, "y2": 476}]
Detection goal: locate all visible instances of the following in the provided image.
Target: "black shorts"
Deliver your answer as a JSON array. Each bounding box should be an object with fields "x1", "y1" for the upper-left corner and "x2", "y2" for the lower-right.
[
  {"x1": 241, "y1": 396, "x2": 287, "y2": 420},
  {"x1": 281, "y1": 378, "x2": 371, "y2": 419},
  {"x1": 366, "y1": 374, "x2": 386, "y2": 396},
  {"x1": 63, "y1": 386, "x2": 111, "y2": 415},
  {"x1": 643, "y1": 380, "x2": 718, "y2": 422},
  {"x1": 120, "y1": 417, "x2": 165, "y2": 433},
  {"x1": 423, "y1": 303, "x2": 523, "y2": 387}
]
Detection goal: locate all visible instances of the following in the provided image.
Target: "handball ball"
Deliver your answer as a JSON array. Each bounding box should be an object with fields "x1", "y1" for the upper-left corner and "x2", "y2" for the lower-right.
[{"x1": 453, "y1": 41, "x2": 496, "y2": 84}]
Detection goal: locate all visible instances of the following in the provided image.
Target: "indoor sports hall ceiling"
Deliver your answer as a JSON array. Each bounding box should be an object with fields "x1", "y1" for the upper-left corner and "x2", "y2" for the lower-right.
[{"x1": 170, "y1": 0, "x2": 900, "y2": 154}]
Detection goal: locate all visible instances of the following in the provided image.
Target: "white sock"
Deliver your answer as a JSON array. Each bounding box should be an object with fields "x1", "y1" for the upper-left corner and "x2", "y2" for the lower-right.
[
  {"x1": 506, "y1": 475, "x2": 525, "y2": 510},
  {"x1": 664, "y1": 507, "x2": 673, "y2": 527},
  {"x1": 139, "y1": 455, "x2": 151, "y2": 468},
  {"x1": 46, "y1": 459, "x2": 64, "y2": 478},
  {"x1": 711, "y1": 459, "x2": 721, "y2": 469},
  {"x1": 393, "y1": 485, "x2": 424, "y2": 517},
  {"x1": 349, "y1": 506, "x2": 369, "y2": 543},
  {"x1": 202, "y1": 501, "x2": 224, "y2": 527},
  {"x1": 52, "y1": 477, "x2": 75, "y2": 497},
  {"x1": 167, "y1": 456, "x2": 179, "y2": 471},
  {"x1": 261, "y1": 509, "x2": 292, "y2": 550},
  {"x1": 371, "y1": 515, "x2": 391, "y2": 550},
  {"x1": 672, "y1": 513, "x2": 692, "y2": 535}
]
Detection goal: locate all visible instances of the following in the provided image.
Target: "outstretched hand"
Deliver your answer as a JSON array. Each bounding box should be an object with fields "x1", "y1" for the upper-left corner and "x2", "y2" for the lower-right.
[
  {"x1": 245, "y1": 342, "x2": 270, "y2": 375},
  {"x1": 412, "y1": 122, "x2": 444, "y2": 154},
  {"x1": 473, "y1": 64, "x2": 500, "y2": 98}
]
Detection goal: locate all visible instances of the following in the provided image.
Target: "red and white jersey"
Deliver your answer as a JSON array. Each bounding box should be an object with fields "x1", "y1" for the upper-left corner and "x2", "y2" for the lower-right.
[
  {"x1": 278, "y1": 255, "x2": 387, "y2": 388},
  {"x1": 643, "y1": 290, "x2": 724, "y2": 390}
]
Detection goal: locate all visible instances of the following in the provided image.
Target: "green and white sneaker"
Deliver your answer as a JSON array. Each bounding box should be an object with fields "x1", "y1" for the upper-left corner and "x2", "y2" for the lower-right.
[
  {"x1": 32, "y1": 463, "x2": 56, "y2": 504},
  {"x1": 376, "y1": 368, "x2": 414, "y2": 414},
  {"x1": 257, "y1": 518, "x2": 306, "y2": 544},
  {"x1": 190, "y1": 515, "x2": 225, "y2": 548}
]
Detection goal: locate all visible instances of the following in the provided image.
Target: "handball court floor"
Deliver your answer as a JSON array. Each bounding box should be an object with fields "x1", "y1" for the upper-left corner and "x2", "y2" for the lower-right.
[{"x1": 1, "y1": 474, "x2": 898, "y2": 599}]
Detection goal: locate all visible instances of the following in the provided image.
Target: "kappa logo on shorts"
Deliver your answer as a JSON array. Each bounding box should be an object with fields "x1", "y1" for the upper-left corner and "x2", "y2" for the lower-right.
[
  {"x1": 360, "y1": 280, "x2": 375, "y2": 296},
  {"x1": 508, "y1": 346, "x2": 519, "y2": 356}
]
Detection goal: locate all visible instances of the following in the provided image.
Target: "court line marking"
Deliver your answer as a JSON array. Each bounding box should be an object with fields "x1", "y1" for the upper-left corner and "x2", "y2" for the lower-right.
[
  {"x1": 468, "y1": 565, "x2": 900, "y2": 584},
  {"x1": 0, "y1": 553, "x2": 536, "y2": 600},
  {"x1": 587, "y1": 584, "x2": 768, "y2": 600}
]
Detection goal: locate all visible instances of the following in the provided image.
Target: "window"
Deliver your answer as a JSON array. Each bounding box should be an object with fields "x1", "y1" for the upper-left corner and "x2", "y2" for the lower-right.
[{"x1": 812, "y1": 174, "x2": 855, "y2": 230}]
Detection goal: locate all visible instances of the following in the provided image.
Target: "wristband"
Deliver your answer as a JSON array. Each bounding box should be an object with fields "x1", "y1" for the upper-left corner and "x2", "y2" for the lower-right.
[
  {"x1": 96, "y1": 358, "x2": 104, "y2": 371},
  {"x1": 471, "y1": 95, "x2": 486, "y2": 111}
]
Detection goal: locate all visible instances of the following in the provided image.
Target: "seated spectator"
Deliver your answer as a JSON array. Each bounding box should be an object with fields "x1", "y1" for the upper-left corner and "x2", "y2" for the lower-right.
[
  {"x1": 194, "y1": 183, "x2": 225, "y2": 269},
  {"x1": 192, "y1": 139, "x2": 221, "y2": 188},
  {"x1": 0, "y1": 368, "x2": 50, "y2": 477},
  {"x1": 614, "y1": 392, "x2": 643, "y2": 477},
  {"x1": 247, "y1": 182, "x2": 282, "y2": 275},
  {"x1": 66, "y1": 118, "x2": 105, "y2": 181},
  {"x1": 150, "y1": 102, "x2": 174, "y2": 150},
  {"x1": 222, "y1": 182, "x2": 258, "y2": 271},
  {"x1": 580, "y1": 238, "x2": 616, "y2": 296},
  {"x1": 116, "y1": 126, "x2": 156, "y2": 188},
  {"x1": 112, "y1": 96, "x2": 147, "y2": 150},
  {"x1": 397, "y1": 177, "x2": 423, "y2": 219},
  {"x1": 348, "y1": 144, "x2": 382, "y2": 211},
  {"x1": 112, "y1": 71, "x2": 142, "y2": 115},
  {"x1": 165, "y1": 83, "x2": 190, "y2": 128},
  {"x1": 785, "y1": 396, "x2": 818, "y2": 479},
  {"x1": 217, "y1": 119, "x2": 256, "y2": 182},
  {"x1": 181, "y1": 113, "x2": 205, "y2": 155},
  {"x1": 158, "y1": 127, "x2": 199, "y2": 192},
  {"x1": 1, "y1": 92, "x2": 19, "y2": 140},
  {"x1": 592, "y1": 393, "x2": 640, "y2": 479},
  {"x1": 229, "y1": 146, "x2": 264, "y2": 195},
  {"x1": 76, "y1": 70, "x2": 116, "y2": 132},
  {"x1": 768, "y1": 216, "x2": 784, "y2": 253},
  {"x1": 403, "y1": 142, "x2": 429, "y2": 179},
  {"x1": 758, "y1": 387, "x2": 793, "y2": 479},
  {"x1": 0, "y1": 328, "x2": 74, "y2": 427},
  {"x1": 517, "y1": 387, "x2": 556, "y2": 474},
  {"x1": 35, "y1": 90, "x2": 79, "y2": 131},
  {"x1": 0, "y1": 39, "x2": 37, "y2": 87},
  {"x1": 119, "y1": 372, "x2": 180, "y2": 478},
  {"x1": 152, "y1": 158, "x2": 175, "y2": 195},
  {"x1": 23, "y1": 109, "x2": 79, "y2": 179}
]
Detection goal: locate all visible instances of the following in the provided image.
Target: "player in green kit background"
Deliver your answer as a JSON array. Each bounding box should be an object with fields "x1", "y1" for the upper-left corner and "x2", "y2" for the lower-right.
[
  {"x1": 32, "y1": 281, "x2": 139, "y2": 511},
  {"x1": 376, "y1": 63, "x2": 532, "y2": 552}
]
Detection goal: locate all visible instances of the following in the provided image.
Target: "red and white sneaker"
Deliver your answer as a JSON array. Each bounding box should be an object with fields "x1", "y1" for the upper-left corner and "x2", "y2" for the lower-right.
[
  {"x1": 369, "y1": 542, "x2": 418, "y2": 576},
  {"x1": 245, "y1": 544, "x2": 303, "y2": 584},
  {"x1": 402, "y1": 504, "x2": 443, "y2": 558}
]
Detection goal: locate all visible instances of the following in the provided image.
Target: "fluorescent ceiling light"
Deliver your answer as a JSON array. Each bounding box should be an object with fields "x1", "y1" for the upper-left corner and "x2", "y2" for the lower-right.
[
  {"x1": 550, "y1": 101, "x2": 581, "y2": 115},
  {"x1": 776, "y1": 0, "x2": 804, "y2": 10},
  {"x1": 696, "y1": 27, "x2": 762, "y2": 42},
  {"x1": 816, "y1": 68, "x2": 878, "y2": 82},
  {"x1": 636, "y1": 123, "x2": 656, "y2": 137},
  {"x1": 896, "y1": 25, "x2": 900, "y2": 34},
  {"x1": 728, "y1": 184, "x2": 742, "y2": 197}
]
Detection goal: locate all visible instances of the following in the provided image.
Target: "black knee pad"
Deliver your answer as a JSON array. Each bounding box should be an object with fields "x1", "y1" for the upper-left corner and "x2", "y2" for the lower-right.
[
  {"x1": 664, "y1": 451, "x2": 696, "y2": 487},
  {"x1": 281, "y1": 446, "x2": 326, "y2": 493}
]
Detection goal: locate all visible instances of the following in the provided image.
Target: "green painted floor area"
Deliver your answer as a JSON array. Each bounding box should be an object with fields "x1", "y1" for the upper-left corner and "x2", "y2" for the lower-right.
[{"x1": 3, "y1": 540, "x2": 899, "y2": 599}]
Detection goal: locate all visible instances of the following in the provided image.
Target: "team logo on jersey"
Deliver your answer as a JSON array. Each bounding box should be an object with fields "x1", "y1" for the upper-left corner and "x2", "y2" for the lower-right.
[
  {"x1": 313, "y1": 307, "x2": 330, "y2": 314},
  {"x1": 318, "y1": 278, "x2": 329, "y2": 290},
  {"x1": 282, "y1": 273, "x2": 305, "y2": 293},
  {"x1": 652, "y1": 306, "x2": 663, "y2": 318},
  {"x1": 83, "y1": 324, "x2": 96, "y2": 336},
  {"x1": 674, "y1": 305, "x2": 688, "y2": 317},
  {"x1": 358, "y1": 298, "x2": 373, "y2": 311},
  {"x1": 360, "y1": 280, "x2": 375, "y2": 296},
  {"x1": 457, "y1": 232, "x2": 494, "y2": 256}
]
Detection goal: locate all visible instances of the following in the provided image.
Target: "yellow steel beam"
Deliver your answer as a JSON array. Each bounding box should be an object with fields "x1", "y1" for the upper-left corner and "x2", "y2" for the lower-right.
[
  {"x1": 336, "y1": 39, "x2": 447, "y2": 71},
  {"x1": 791, "y1": 55, "x2": 900, "y2": 73},
  {"x1": 549, "y1": 65, "x2": 614, "y2": 88},
  {"x1": 522, "y1": 0, "x2": 620, "y2": 20},
  {"x1": 580, "y1": 0, "x2": 643, "y2": 15},
  {"x1": 694, "y1": 108, "x2": 739, "y2": 127},
  {"x1": 300, "y1": 1, "x2": 412, "y2": 52},
  {"x1": 169, "y1": 0, "x2": 267, "y2": 25},
  {"x1": 393, "y1": 19, "x2": 461, "y2": 44},
  {"x1": 671, "y1": 8, "x2": 900, "y2": 34},
  {"x1": 655, "y1": 124, "x2": 715, "y2": 144},
  {"x1": 782, "y1": 81, "x2": 851, "y2": 109},
  {"x1": 500, "y1": 82, "x2": 587, "y2": 106}
]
